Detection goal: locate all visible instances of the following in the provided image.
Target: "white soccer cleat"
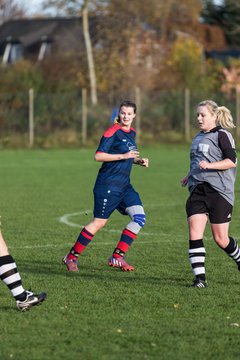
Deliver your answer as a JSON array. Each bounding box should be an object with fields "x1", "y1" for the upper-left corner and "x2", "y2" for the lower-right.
[{"x1": 16, "y1": 290, "x2": 47, "y2": 311}]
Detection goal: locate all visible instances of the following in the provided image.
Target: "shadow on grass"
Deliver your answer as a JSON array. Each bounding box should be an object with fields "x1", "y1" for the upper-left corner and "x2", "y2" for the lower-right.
[{"x1": 17, "y1": 258, "x2": 190, "y2": 287}]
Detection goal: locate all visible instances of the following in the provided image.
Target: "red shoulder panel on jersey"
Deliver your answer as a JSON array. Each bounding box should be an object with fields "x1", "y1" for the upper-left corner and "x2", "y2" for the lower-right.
[{"x1": 103, "y1": 124, "x2": 121, "y2": 138}]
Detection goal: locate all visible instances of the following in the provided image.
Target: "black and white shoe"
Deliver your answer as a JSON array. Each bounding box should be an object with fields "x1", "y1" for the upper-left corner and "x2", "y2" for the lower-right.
[
  {"x1": 16, "y1": 291, "x2": 47, "y2": 311},
  {"x1": 191, "y1": 279, "x2": 208, "y2": 288}
]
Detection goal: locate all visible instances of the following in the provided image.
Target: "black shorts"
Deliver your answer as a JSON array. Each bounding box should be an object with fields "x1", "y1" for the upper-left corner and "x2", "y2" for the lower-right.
[{"x1": 186, "y1": 182, "x2": 233, "y2": 224}]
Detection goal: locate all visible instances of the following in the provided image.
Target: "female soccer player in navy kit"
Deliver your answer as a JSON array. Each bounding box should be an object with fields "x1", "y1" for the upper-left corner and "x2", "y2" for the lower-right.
[
  {"x1": 181, "y1": 100, "x2": 240, "y2": 288},
  {"x1": 63, "y1": 100, "x2": 149, "y2": 272}
]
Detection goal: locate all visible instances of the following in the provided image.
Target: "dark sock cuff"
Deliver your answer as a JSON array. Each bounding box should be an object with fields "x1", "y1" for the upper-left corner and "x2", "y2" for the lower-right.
[
  {"x1": 113, "y1": 248, "x2": 125, "y2": 257},
  {"x1": 196, "y1": 274, "x2": 206, "y2": 281},
  {"x1": 0, "y1": 255, "x2": 14, "y2": 266},
  {"x1": 70, "y1": 248, "x2": 80, "y2": 257},
  {"x1": 15, "y1": 291, "x2": 27, "y2": 302},
  {"x1": 189, "y1": 239, "x2": 204, "y2": 249},
  {"x1": 224, "y1": 236, "x2": 236, "y2": 254}
]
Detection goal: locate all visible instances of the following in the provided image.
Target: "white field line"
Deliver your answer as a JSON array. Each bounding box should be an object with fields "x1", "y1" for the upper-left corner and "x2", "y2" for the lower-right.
[
  {"x1": 10, "y1": 203, "x2": 185, "y2": 250},
  {"x1": 11, "y1": 239, "x2": 166, "y2": 250},
  {"x1": 58, "y1": 210, "x2": 160, "y2": 237},
  {"x1": 11, "y1": 235, "x2": 213, "y2": 250}
]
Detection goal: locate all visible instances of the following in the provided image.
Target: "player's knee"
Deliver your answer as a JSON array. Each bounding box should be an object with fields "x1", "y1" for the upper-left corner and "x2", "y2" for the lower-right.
[
  {"x1": 133, "y1": 213, "x2": 146, "y2": 228},
  {"x1": 213, "y1": 234, "x2": 227, "y2": 248},
  {"x1": 125, "y1": 206, "x2": 146, "y2": 233},
  {"x1": 89, "y1": 218, "x2": 107, "y2": 233},
  {"x1": 126, "y1": 214, "x2": 146, "y2": 234}
]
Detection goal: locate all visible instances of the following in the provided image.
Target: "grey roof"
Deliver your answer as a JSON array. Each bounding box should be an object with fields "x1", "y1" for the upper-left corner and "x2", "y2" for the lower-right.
[{"x1": 0, "y1": 17, "x2": 97, "y2": 54}]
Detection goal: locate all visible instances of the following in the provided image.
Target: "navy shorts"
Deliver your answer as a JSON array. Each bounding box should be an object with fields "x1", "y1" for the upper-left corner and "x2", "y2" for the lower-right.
[
  {"x1": 186, "y1": 182, "x2": 233, "y2": 224},
  {"x1": 93, "y1": 185, "x2": 142, "y2": 219}
]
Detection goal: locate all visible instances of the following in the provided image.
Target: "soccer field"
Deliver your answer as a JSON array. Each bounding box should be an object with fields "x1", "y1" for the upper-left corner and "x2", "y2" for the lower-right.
[{"x1": 0, "y1": 147, "x2": 240, "y2": 360}]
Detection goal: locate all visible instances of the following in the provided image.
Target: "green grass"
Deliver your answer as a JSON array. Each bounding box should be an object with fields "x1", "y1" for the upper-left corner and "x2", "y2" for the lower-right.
[{"x1": 0, "y1": 146, "x2": 240, "y2": 360}]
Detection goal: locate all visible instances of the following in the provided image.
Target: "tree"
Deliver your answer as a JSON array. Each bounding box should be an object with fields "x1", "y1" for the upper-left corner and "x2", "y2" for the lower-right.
[
  {"x1": 42, "y1": 0, "x2": 94, "y2": 17},
  {"x1": 0, "y1": 0, "x2": 26, "y2": 24},
  {"x1": 93, "y1": 0, "x2": 205, "y2": 95},
  {"x1": 201, "y1": 0, "x2": 240, "y2": 47},
  {"x1": 82, "y1": 0, "x2": 97, "y2": 105},
  {"x1": 167, "y1": 36, "x2": 203, "y2": 89},
  {"x1": 42, "y1": 0, "x2": 98, "y2": 105},
  {"x1": 40, "y1": 0, "x2": 208, "y2": 98}
]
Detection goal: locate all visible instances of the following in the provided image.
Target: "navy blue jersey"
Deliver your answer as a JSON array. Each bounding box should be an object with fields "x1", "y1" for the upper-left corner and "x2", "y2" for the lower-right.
[{"x1": 94, "y1": 123, "x2": 137, "y2": 191}]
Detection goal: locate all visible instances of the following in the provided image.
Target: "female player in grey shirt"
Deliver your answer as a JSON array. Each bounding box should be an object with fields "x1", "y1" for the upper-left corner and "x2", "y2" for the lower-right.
[{"x1": 181, "y1": 100, "x2": 239, "y2": 288}]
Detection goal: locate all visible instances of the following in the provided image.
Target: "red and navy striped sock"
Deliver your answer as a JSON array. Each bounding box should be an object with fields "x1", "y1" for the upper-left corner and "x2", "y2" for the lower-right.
[
  {"x1": 113, "y1": 228, "x2": 137, "y2": 258},
  {"x1": 68, "y1": 227, "x2": 94, "y2": 260}
]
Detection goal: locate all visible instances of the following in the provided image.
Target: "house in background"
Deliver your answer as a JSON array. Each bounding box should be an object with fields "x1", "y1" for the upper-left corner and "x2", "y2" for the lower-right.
[
  {"x1": 0, "y1": 17, "x2": 163, "y2": 74},
  {"x1": 0, "y1": 17, "x2": 239, "y2": 67},
  {"x1": 0, "y1": 17, "x2": 97, "y2": 64},
  {"x1": 200, "y1": 23, "x2": 240, "y2": 62}
]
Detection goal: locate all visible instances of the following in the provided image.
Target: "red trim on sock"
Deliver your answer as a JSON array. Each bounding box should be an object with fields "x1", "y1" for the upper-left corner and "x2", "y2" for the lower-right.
[
  {"x1": 123, "y1": 228, "x2": 136, "y2": 239},
  {"x1": 82, "y1": 230, "x2": 93, "y2": 240},
  {"x1": 74, "y1": 243, "x2": 87, "y2": 254},
  {"x1": 116, "y1": 241, "x2": 129, "y2": 253}
]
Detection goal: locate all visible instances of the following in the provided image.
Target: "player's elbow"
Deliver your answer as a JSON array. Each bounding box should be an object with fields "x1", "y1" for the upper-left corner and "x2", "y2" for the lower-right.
[
  {"x1": 94, "y1": 152, "x2": 102, "y2": 162},
  {"x1": 229, "y1": 159, "x2": 237, "y2": 168},
  {"x1": 94, "y1": 153, "x2": 99, "y2": 162}
]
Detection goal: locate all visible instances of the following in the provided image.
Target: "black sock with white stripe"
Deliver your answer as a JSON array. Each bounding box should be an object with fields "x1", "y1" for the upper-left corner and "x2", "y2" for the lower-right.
[
  {"x1": 189, "y1": 239, "x2": 206, "y2": 281},
  {"x1": 223, "y1": 237, "x2": 240, "y2": 268},
  {"x1": 0, "y1": 255, "x2": 27, "y2": 301}
]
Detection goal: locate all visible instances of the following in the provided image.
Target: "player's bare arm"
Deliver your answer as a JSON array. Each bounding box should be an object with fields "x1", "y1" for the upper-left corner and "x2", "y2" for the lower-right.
[
  {"x1": 199, "y1": 158, "x2": 236, "y2": 170},
  {"x1": 95, "y1": 150, "x2": 139, "y2": 162}
]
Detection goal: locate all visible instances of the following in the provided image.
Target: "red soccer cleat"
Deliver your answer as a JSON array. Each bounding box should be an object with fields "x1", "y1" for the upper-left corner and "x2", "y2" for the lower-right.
[
  {"x1": 63, "y1": 255, "x2": 79, "y2": 272},
  {"x1": 108, "y1": 255, "x2": 134, "y2": 271}
]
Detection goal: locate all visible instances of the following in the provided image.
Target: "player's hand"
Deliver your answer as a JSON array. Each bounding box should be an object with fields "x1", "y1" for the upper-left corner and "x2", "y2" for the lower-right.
[
  {"x1": 181, "y1": 175, "x2": 189, "y2": 187},
  {"x1": 124, "y1": 150, "x2": 140, "y2": 159},
  {"x1": 139, "y1": 158, "x2": 149, "y2": 167},
  {"x1": 199, "y1": 160, "x2": 209, "y2": 169}
]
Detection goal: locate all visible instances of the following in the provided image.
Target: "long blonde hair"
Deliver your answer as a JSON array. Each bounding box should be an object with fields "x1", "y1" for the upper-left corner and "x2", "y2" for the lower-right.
[{"x1": 198, "y1": 100, "x2": 235, "y2": 129}]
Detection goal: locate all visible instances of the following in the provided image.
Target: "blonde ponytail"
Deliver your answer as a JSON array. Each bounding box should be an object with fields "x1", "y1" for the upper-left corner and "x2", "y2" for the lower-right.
[{"x1": 217, "y1": 106, "x2": 235, "y2": 129}]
